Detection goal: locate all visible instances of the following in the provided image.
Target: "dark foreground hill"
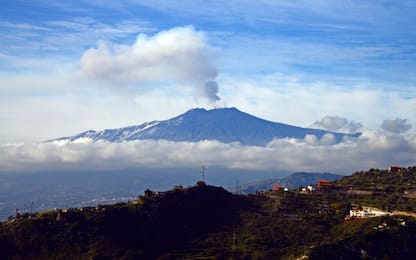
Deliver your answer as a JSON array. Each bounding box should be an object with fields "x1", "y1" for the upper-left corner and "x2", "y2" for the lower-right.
[
  {"x1": 0, "y1": 182, "x2": 239, "y2": 259},
  {"x1": 1, "y1": 167, "x2": 416, "y2": 259}
]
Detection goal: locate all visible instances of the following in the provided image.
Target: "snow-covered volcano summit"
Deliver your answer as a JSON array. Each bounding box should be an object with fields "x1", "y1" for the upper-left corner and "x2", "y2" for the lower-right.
[{"x1": 51, "y1": 107, "x2": 360, "y2": 146}]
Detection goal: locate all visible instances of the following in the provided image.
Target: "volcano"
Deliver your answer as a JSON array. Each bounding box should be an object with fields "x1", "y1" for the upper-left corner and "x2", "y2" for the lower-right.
[{"x1": 51, "y1": 107, "x2": 360, "y2": 146}]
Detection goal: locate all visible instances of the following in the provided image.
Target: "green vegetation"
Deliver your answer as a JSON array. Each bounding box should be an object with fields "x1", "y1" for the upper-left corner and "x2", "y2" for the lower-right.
[
  {"x1": 333, "y1": 166, "x2": 416, "y2": 212},
  {"x1": 336, "y1": 166, "x2": 416, "y2": 192},
  {"x1": 1, "y1": 168, "x2": 416, "y2": 259}
]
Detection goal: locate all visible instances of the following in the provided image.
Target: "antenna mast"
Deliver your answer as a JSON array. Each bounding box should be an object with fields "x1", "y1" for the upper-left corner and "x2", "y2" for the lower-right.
[{"x1": 201, "y1": 165, "x2": 206, "y2": 182}]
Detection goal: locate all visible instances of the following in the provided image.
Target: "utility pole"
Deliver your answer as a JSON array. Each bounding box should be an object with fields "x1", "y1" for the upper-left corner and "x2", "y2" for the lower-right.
[
  {"x1": 232, "y1": 232, "x2": 236, "y2": 251},
  {"x1": 201, "y1": 165, "x2": 206, "y2": 182}
]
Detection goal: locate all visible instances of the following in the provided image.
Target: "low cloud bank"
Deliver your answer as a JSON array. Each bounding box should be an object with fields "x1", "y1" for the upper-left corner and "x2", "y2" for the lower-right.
[{"x1": 1, "y1": 130, "x2": 415, "y2": 174}]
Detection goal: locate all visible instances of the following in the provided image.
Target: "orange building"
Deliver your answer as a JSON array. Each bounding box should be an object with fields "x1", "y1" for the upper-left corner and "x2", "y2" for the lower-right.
[{"x1": 317, "y1": 179, "x2": 333, "y2": 189}]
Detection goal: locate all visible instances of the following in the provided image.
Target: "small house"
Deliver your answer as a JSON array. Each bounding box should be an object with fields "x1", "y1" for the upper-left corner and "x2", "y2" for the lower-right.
[{"x1": 387, "y1": 165, "x2": 401, "y2": 173}]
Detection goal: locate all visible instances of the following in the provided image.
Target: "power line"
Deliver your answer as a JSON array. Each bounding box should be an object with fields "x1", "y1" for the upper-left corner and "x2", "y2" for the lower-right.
[{"x1": 236, "y1": 180, "x2": 240, "y2": 195}]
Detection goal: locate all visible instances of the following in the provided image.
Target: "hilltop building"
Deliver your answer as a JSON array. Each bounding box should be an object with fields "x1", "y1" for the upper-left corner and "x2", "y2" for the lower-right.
[
  {"x1": 317, "y1": 180, "x2": 332, "y2": 189},
  {"x1": 387, "y1": 165, "x2": 401, "y2": 173}
]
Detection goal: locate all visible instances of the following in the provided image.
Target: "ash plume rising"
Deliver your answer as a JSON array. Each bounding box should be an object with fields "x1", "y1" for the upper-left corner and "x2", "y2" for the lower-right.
[
  {"x1": 203, "y1": 80, "x2": 221, "y2": 104},
  {"x1": 80, "y1": 25, "x2": 222, "y2": 104}
]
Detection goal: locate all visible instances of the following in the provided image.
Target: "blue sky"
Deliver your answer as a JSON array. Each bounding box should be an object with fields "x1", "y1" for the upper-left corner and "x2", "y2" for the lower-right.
[{"x1": 1, "y1": 1, "x2": 415, "y2": 173}]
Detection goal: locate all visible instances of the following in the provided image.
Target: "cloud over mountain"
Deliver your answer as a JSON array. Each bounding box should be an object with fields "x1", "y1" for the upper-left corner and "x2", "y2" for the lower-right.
[
  {"x1": 80, "y1": 26, "x2": 221, "y2": 103},
  {"x1": 1, "y1": 130, "x2": 415, "y2": 174},
  {"x1": 381, "y1": 117, "x2": 412, "y2": 134},
  {"x1": 2, "y1": 110, "x2": 415, "y2": 174},
  {"x1": 313, "y1": 115, "x2": 363, "y2": 133}
]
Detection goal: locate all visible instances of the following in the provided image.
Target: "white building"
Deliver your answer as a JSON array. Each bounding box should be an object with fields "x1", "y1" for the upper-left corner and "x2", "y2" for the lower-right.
[{"x1": 349, "y1": 206, "x2": 389, "y2": 219}]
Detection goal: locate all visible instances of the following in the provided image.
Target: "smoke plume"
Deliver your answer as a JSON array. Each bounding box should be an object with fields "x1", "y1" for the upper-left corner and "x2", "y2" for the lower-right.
[{"x1": 80, "y1": 26, "x2": 221, "y2": 104}]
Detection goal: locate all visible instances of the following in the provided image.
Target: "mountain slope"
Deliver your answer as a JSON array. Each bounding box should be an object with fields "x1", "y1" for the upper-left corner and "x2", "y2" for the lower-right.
[{"x1": 51, "y1": 107, "x2": 360, "y2": 146}]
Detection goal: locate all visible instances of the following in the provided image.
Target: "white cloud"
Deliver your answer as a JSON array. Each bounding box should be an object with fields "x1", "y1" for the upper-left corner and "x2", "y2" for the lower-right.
[
  {"x1": 381, "y1": 118, "x2": 412, "y2": 134},
  {"x1": 80, "y1": 26, "x2": 221, "y2": 103},
  {"x1": 1, "y1": 131, "x2": 415, "y2": 174},
  {"x1": 320, "y1": 133, "x2": 336, "y2": 145},
  {"x1": 0, "y1": 17, "x2": 153, "y2": 56},
  {"x1": 0, "y1": 21, "x2": 51, "y2": 31},
  {"x1": 313, "y1": 115, "x2": 363, "y2": 133}
]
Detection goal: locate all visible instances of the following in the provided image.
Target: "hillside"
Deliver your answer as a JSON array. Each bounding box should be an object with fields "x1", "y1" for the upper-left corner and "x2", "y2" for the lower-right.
[
  {"x1": 335, "y1": 166, "x2": 416, "y2": 192},
  {"x1": 0, "y1": 182, "x2": 240, "y2": 259},
  {"x1": 50, "y1": 107, "x2": 360, "y2": 146},
  {"x1": 279, "y1": 172, "x2": 343, "y2": 189},
  {"x1": 1, "y1": 167, "x2": 416, "y2": 259},
  {"x1": 233, "y1": 172, "x2": 343, "y2": 194}
]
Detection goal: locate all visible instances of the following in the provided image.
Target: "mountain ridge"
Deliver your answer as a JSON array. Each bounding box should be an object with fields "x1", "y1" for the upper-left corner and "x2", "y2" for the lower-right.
[{"x1": 51, "y1": 107, "x2": 361, "y2": 146}]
